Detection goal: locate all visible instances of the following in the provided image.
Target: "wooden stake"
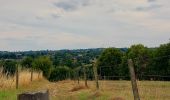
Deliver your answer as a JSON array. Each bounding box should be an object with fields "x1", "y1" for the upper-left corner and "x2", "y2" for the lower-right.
[
  {"x1": 31, "y1": 68, "x2": 33, "y2": 82},
  {"x1": 77, "y1": 70, "x2": 80, "y2": 85},
  {"x1": 128, "y1": 59, "x2": 140, "y2": 100},
  {"x1": 93, "y1": 63, "x2": 99, "y2": 90},
  {"x1": 16, "y1": 63, "x2": 19, "y2": 89},
  {"x1": 83, "y1": 66, "x2": 88, "y2": 87}
]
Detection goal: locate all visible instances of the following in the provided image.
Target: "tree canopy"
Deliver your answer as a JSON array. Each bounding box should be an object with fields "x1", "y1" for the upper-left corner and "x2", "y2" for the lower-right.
[
  {"x1": 97, "y1": 48, "x2": 123, "y2": 76},
  {"x1": 21, "y1": 56, "x2": 33, "y2": 69},
  {"x1": 127, "y1": 44, "x2": 150, "y2": 76},
  {"x1": 32, "y1": 56, "x2": 52, "y2": 78}
]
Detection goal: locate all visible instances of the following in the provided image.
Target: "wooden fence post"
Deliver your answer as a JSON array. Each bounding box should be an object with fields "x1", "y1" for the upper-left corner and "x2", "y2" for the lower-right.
[
  {"x1": 93, "y1": 63, "x2": 99, "y2": 90},
  {"x1": 128, "y1": 59, "x2": 140, "y2": 100},
  {"x1": 83, "y1": 66, "x2": 88, "y2": 87},
  {"x1": 16, "y1": 63, "x2": 19, "y2": 89},
  {"x1": 31, "y1": 68, "x2": 33, "y2": 82},
  {"x1": 77, "y1": 70, "x2": 80, "y2": 85}
]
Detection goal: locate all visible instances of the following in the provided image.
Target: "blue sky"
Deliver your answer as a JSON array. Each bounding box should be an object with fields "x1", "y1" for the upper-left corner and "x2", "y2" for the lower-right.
[{"x1": 0, "y1": 0, "x2": 169, "y2": 51}]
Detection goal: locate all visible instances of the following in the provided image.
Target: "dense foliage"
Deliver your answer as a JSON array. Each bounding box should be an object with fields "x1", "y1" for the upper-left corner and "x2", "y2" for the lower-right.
[
  {"x1": 2, "y1": 60, "x2": 17, "y2": 77},
  {"x1": 21, "y1": 57, "x2": 33, "y2": 69},
  {"x1": 96, "y1": 43, "x2": 170, "y2": 80},
  {"x1": 0, "y1": 42, "x2": 169, "y2": 81},
  {"x1": 32, "y1": 56, "x2": 52, "y2": 78},
  {"x1": 127, "y1": 44, "x2": 151, "y2": 78},
  {"x1": 97, "y1": 48, "x2": 123, "y2": 77},
  {"x1": 49, "y1": 66, "x2": 72, "y2": 81},
  {"x1": 153, "y1": 43, "x2": 170, "y2": 76}
]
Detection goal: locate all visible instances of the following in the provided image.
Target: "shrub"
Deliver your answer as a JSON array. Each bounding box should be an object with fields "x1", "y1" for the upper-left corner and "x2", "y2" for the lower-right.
[
  {"x1": 3, "y1": 60, "x2": 17, "y2": 77},
  {"x1": 49, "y1": 66, "x2": 72, "y2": 81},
  {"x1": 32, "y1": 56, "x2": 52, "y2": 78}
]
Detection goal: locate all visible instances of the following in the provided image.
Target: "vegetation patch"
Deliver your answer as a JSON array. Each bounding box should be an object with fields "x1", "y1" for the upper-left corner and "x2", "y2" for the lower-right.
[{"x1": 70, "y1": 85, "x2": 88, "y2": 92}]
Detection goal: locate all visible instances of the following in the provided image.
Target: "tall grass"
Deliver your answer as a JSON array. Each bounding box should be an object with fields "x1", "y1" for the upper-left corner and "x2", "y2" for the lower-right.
[{"x1": 0, "y1": 68, "x2": 43, "y2": 89}]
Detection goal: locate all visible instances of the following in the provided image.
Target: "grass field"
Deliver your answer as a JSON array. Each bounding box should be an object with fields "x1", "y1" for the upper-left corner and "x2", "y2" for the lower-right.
[{"x1": 0, "y1": 79, "x2": 170, "y2": 100}]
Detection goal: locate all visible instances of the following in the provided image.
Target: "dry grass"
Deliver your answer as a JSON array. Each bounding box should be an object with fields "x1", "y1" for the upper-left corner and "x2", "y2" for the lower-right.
[
  {"x1": 0, "y1": 78, "x2": 169, "y2": 100},
  {"x1": 0, "y1": 73, "x2": 169, "y2": 100},
  {"x1": 44, "y1": 80, "x2": 170, "y2": 100},
  {"x1": 70, "y1": 85, "x2": 88, "y2": 92},
  {"x1": 0, "y1": 69, "x2": 43, "y2": 89}
]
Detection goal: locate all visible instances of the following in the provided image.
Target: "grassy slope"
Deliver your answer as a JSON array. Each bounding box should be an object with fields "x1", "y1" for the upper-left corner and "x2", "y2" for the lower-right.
[{"x1": 0, "y1": 80, "x2": 170, "y2": 100}]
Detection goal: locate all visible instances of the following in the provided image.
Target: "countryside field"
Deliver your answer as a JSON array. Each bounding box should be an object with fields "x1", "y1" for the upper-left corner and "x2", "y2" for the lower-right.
[
  {"x1": 0, "y1": 0, "x2": 170, "y2": 100},
  {"x1": 0, "y1": 79, "x2": 170, "y2": 100}
]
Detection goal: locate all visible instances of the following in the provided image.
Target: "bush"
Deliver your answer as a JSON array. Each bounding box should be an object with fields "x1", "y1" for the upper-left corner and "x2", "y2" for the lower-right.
[
  {"x1": 3, "y1": 60, "x2": 17, "y2": 77},
  {"x1": 49, "y1": 66, "x2": 72, "y2": 81},
  {"x1": 32, "y1": 56, "x2": 52, "y2": 78}
]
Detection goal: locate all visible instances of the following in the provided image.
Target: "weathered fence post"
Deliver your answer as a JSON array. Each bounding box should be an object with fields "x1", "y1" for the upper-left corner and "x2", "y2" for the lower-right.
[
  {"x1": 83, "y1": 66, "x2": 88, "y2": 87},
  {"x1": 77, "y1": 70, "x2": 80, "y2": 85},
  {"x1": 93, "y1": 62, "x2": 99, "y2": 90},
  {"x1": 128, "y1": 59, "x2": 140, "y2": 100},
  {"x1": 17, "y1": 90, "x2": 49, "y2": 100},
  {"x1": 16, "y1": 63, "x2": 19, "y2": 89},
  {"x1": 16, "y1": 54, "x2": 22, "y2": 89},
  {"x1": 31, "y1": 68, "x2": 33, "y2": 82}
]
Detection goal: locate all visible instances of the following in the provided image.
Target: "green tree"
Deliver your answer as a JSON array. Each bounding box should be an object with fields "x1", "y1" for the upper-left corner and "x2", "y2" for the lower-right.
[
  {"x1": 49, "y1": 66, "x2": 71, "y2": 81},
  {"x1": 32, "y1": 56, "x2": 52, "y2": 79},
  {"x1": 127, "y1": 44, "x2": 150, "y2": 78},
  {"x1": 3, "y1": 60, "x2": 17, "y2": 77},
  {"x1": 21, "y1": 57, "x2": 33, "y2": 69},
  {"x1": 153, "y1": 42, "x2": 170, "y2": 76},
  {"x1": 119, "y1": 55, "x2": 129, "y2": 79},
  {"x1": 97, "y1": 48, "x2": 123, "y2": 77}
]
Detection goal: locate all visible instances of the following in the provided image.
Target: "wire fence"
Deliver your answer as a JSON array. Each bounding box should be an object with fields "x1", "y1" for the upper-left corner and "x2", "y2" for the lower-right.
[{"x1": 74, "y1": 58, "x2": 170, "y2": 100}]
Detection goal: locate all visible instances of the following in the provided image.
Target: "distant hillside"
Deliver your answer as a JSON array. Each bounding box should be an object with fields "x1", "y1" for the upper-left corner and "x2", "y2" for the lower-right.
[{"x1": 0, "y1": 48, "x2": 128, "y2": 59}]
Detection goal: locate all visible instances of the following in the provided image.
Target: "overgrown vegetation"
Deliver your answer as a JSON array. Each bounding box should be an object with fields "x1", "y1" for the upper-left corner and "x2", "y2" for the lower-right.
[{"x1": 49, "y1": 66, "x2": 72, "y2": 81}]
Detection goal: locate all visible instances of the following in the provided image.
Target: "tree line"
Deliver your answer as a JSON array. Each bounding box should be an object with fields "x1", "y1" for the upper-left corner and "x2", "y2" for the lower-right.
[
  {"x1": 0, "y1": 42, "x2": 169, "y2": 81},
  {"x1": 97, "y1": 42, "x2": 170, "y2": 80}
]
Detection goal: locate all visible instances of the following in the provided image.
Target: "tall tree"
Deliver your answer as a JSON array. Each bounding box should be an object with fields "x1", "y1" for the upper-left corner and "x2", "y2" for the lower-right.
[
  {"x1": 153, "y1": 42, "x2": 170, "y2": 75},
  {"x1": 127, "y1": 44, "x2": 150, "y2": 78},
  {"x1": 119, "y1": 54, "x2": 129, "y2": 79},
  {"x1": 97, "y1": 48, "x2": 123, "y2": 77}
]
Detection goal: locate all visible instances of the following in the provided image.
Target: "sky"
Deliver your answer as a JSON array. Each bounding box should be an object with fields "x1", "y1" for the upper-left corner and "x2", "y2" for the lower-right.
[{"x1": 0, "y1": 0, "x2": 170, "y2": 51}]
